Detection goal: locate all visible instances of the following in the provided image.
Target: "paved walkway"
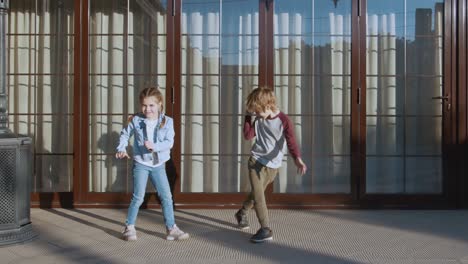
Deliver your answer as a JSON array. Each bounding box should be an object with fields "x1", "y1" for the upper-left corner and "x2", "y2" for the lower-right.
[{"x1": 1, "y1": 209, "x2": 468, "y2": 263}]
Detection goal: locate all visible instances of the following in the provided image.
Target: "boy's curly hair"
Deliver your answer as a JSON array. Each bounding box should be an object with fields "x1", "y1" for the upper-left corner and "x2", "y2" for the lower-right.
[{"x1": 246, "y1": 86, "x2": 278, "y2": 113}]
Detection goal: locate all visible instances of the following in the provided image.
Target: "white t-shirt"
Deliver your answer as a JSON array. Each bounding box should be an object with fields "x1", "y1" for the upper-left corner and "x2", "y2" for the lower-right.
[{"x1": 134, "y1": 119, "x2": 164, "y2": 168}]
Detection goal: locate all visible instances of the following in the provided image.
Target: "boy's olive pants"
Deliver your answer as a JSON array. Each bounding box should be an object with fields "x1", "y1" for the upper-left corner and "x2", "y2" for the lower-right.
[{"x1": 241, "y1": 157, "x2": 278, "y2": 228}]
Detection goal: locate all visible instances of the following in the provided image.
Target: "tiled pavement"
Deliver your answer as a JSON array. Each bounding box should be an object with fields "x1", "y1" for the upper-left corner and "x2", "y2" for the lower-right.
[{"x1": 1, "y1": 209, "x2": 468, "y2": 264}]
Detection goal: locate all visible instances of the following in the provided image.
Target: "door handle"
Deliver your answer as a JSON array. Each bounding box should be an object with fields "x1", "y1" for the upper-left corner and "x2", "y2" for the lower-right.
[
  {"x1": 431, "y1": 95, "x2": 450, "y2": 111},
  {"x1": 431, "y1": 95, "x2": 449, "y2": 100}
]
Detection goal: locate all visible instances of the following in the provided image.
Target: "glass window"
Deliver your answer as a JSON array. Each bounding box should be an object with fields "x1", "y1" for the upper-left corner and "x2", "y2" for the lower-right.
[
  {"x1": 8, "y1": 0, "x2": 75, "y2": 192},
  {"x1": 273, "y1": 0, "x2": 352, "y2": 194},
  {"x1": 366, "y1": 0, "x2": 444, "y2": 194},
  {"x1": 88, "y1": 0, "x2": 168, "y2": 192},
  {"x1": 180, "y1": 0, "x2": 259, "y2": 193}
]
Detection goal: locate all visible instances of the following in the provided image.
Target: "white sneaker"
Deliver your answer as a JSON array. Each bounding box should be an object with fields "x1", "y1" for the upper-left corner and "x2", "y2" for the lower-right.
[
  {"x1": 166, "y1": 224, "x2": 189, "y2": 241},
  {"x1": 122, "y1": 225, "x2": 137, "y2": 241}
]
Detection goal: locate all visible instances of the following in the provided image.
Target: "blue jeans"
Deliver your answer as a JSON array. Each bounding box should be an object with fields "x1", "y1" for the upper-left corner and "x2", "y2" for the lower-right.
[{"x1": 126, "y1": 162, "x2": 175, "y2": 229}]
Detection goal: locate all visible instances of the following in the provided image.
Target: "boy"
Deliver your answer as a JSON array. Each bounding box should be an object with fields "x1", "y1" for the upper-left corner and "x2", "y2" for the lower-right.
[{"x1": 235, "y1": 86, "x2": 307, "y2": 243}]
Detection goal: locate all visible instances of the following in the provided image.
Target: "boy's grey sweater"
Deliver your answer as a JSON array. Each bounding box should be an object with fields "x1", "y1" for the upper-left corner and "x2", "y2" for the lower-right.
[{"x1": 243, "y1": 111, "x2": 301, "y2": 169}]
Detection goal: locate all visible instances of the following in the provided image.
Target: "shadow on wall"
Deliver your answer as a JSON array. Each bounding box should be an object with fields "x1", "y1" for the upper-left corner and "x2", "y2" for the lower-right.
[
  {"x1": 37, "y1": 147, "x2": 74, "y2": 208},
  {"x1": 96, "y1": 131, "x2": 128, "y2": 193}
]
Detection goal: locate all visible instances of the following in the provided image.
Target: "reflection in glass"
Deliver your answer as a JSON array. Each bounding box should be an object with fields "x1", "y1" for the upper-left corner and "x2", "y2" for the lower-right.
[
  {"x1": 275, "y1": 0, "x2": 351, "y2": 35},
  {"x1": 35, "y1": 155, "x2": 73, "y2": 192},
  {"x1": 366, "y1": 157, "x2": 404, "y2": 193},
  {"x1": 180, "y1": 0, "x2": 259, "y2": 193},
  {"x1": 128, "y1": 35, "x2": 167, "y2": 74},
  {"x1": 222, "y1": 36, "x2": 259, "y2": 72},
  {"x1": 273, "y1": 0, "x2": 352, "y2": 193},
  {"x1": 366, "y1": 0, "x2": 444, "y2": 194},
  {"x1": 366, "y1": 116, "x2": 404, "y2": 156},
  {"x1": 406, "y1": 117, "x2": 442, "y2": 156},
  {"x1": 406, "y1": 77, "x2": 443, "y2": 115},
  {"x1": 405, "y1": 157, "x2": 442, "y2": 193},
  {"x1": 222, "y1": 0, "x2": 258, "y2": 35}
]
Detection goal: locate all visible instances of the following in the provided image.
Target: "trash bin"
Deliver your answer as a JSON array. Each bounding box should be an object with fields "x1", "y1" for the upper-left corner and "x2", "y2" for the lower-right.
[
  {"x1": 0, "y1": 0, "x2": 37, "y2": 246},
  {"x1": 0, "y1": 136, "x2": 37, "y2": 246}
]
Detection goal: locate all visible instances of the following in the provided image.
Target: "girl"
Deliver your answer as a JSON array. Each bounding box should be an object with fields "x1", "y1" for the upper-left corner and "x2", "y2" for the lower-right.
[{"x1": 116, "y1": 87, "x2": 189, "y2": 241}]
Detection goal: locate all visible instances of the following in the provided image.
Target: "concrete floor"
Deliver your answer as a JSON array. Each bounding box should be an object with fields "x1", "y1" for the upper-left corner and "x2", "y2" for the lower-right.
[{"x1": 1, "y1": 209, "x2": 468, "y2": 263}]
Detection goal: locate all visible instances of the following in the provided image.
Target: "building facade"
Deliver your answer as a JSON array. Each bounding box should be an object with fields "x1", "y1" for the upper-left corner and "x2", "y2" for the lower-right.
[{"x1": 6, "y1": 0, "x2": 468, "y2": 208}]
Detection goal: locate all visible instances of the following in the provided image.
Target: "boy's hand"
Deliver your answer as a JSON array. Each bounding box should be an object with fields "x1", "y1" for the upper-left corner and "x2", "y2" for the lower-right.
[
  {"x1": 144, "y1": 141, "x2": 155, "y2": 152},
  {"x1": 116, "y1": 151, "x2": 129, "y2": 159},
  {"x1": 294, "y1": 157, "x2": 307, "y2": 175}
]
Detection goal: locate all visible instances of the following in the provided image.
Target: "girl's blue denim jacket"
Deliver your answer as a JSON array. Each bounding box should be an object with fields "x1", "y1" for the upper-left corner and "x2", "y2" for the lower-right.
[{"x1": 116, "y1": 113, "x2": 174, "y2": 164}]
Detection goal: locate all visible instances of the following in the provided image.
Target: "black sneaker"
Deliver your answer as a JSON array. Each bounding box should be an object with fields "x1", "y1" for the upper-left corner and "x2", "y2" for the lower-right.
[
  {"x1": 234, "y1": 209, "x2": 250, "y2": 229},
  {"x1": 250, "y1": 227, "x2": 273, "y2": 243}
]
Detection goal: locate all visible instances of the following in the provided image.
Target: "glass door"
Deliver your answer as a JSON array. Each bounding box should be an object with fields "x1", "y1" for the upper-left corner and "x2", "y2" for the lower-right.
[
  {"x1": 364, "y1": 0, "x2": 451, "y2": 203},
  {"x1": 79, "y1": 0, "x2": 454, "y2": 207},
  {"x1": 177, "y1": 0, "x2": 261, "y2": 202},
  {"x1": 269, "y1": 0, "x2": 354, "y2": 204},
  {"x1": 8, "y1": 0, "x2": 75, "y2": 206},
  {"x1": 84, "y1": 0, "x2": 171, "y2": 203},
  {"x1": 267, "y1": 0, "x2": 453, "y2": 206}
]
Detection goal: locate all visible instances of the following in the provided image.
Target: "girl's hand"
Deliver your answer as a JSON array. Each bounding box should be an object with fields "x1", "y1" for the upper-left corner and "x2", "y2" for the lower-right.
[
  {"x1": 144, "y1": 141, "x2": 155, "y2": 152},
  {"x1": 116, "y1": 151, "x2": 130, "y2": 159},
  {"x1": 294, "y1": 157, "x2": 307, "y2": 175}
]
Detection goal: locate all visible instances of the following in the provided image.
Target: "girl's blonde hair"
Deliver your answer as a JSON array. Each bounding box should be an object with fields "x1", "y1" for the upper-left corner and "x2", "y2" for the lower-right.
[
  {"x1": 139, "y1": 87, "x2": 166, "y2": 127},
  {"x1": 245, "y1": 86, "x2": 278, "y2": 113}
]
